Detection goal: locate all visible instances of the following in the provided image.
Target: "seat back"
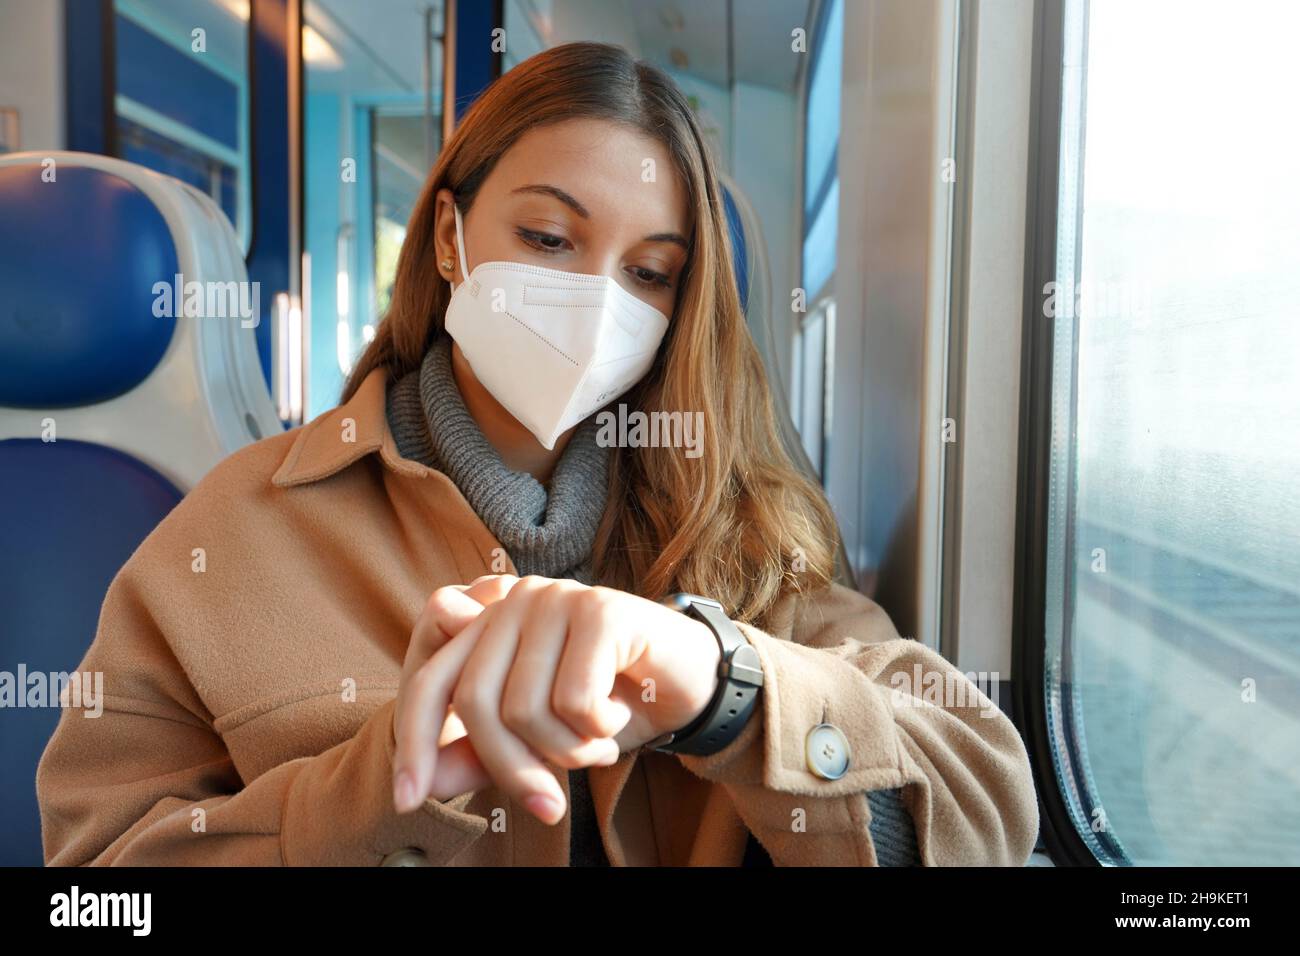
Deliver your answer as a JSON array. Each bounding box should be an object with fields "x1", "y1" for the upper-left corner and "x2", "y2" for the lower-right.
[{"x1": 0, "y1": 151, "x2": 281, "y2": 865}]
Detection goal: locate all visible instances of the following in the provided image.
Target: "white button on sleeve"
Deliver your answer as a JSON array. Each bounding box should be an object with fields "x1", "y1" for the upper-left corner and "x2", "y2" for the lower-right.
[{"x1": 805, "y1": 723, "x2": 852, "y2": 780}]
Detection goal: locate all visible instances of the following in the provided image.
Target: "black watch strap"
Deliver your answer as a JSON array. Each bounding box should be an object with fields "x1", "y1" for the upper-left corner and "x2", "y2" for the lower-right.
[{"x1": 647, "y1": 594, "x2": 763, "y2": 757}]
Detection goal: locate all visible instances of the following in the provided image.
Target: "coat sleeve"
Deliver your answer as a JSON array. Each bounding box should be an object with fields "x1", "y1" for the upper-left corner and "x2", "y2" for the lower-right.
[
  {"x1": 35, "y1": 560, "x2": 490, "y2": 867},
  {"x1": 673, "y1": 583, "x2": 1040, "y2": 866}
]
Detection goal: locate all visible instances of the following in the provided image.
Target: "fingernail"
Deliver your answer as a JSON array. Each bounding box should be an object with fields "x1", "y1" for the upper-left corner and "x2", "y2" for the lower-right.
[
  {"x1": 524, "y1": 792, "x2": 564, "y2": 824},
  {"x1": 394, "y1": 770, "x2": 416, "y2": 812},
  {"x1": 598, "y1": 748, "x2": 621, "y2": 766}
]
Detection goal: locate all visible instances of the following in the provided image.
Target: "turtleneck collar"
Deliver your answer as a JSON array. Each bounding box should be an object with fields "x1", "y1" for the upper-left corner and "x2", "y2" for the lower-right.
[{"x1": 384, "y1": 335, "x2": 611, "y2": 582}]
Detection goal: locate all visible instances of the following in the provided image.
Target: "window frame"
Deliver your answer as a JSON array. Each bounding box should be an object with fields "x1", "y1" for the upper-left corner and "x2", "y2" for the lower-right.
[
  {"x1": 791, "y1": 0, "x2": 838, "y2": 483},
  {"x1": 1011, "y1": 0, "x2": 1123, "y2": 868},
  {"x1": 111, "y1": 0, "x2": 254, "y2": 251}
]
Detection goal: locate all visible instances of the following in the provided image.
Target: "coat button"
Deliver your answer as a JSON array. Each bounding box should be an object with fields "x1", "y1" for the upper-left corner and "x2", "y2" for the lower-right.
[
  {"x1": 805, "y1": 723, "x2": 851, "y2": 780},
  {"x1": 380, "y1": 847, "x2": 432, "y2": 867}
]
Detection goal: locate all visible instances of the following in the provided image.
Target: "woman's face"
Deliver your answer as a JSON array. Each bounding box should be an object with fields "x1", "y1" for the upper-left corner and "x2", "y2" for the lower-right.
[{"x1": 433, "y1": 117, "x2": 691, "y2": 318}]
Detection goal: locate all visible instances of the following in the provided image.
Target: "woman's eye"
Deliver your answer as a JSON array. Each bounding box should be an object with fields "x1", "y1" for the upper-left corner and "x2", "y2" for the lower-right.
[
  {"x1": 516, "y1": 228, "x2": 568, "y2": 253},
  {"x1": 628, "y1": 266, "x2": 672, "y2": 290}
]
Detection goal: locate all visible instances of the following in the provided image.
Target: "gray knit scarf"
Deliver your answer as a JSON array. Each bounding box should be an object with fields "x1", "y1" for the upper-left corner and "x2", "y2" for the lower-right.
[{"x1": 384, "y1": 334, "x2": 611, "y2": 582}]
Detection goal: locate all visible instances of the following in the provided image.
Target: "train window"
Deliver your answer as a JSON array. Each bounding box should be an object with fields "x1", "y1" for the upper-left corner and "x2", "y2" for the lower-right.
[
  {"x1": 1043, "y1": 0, "x2": 1300, "y2": 865},
  {"x1": 792, "y1": 297, "x2": 833, "y2": 476},
  {"x1": 303, "y1": 0, "x2": 446, "y2": 418},
  {"x1": 112, "y1": 0, "x2": 251, "y2": 251},
  {"x1": 793, "y1": 0, "x2": 842, "y2": 478}
]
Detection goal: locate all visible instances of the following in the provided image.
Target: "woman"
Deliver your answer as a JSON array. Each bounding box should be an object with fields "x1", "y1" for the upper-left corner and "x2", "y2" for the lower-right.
[{"x1": 36, "y1": 43, "x2": 1038, "y2": 866}]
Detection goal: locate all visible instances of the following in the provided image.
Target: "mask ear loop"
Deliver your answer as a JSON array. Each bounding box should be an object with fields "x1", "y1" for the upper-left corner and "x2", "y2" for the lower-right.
[{"x1": 449, "y1": 203, "x2": 471, "y2": 294}]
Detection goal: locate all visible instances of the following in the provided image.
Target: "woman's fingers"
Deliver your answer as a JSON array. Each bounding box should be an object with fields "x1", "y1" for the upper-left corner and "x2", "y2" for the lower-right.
[
  {"x1": 554, "y1": 589, "x2": 637, "y2": 740},
  {"x1": 464, "y1": 573, "x2": 520, "y2": 606},
  {"x1": 501, "y1": 581, "x2": 623, "y2": 769},
  {"x1": 427, "y1": 733, "x2": 492, "y2": 802},
  {"x1": 395, "y1": 573, "x2": 638, "y2": 822},
  {"x1": 411, "y1": 575, "x2": 517, "y2": 659},
  {"x1": 393, "y1": 574, "x2": 526, "y2": 814},
  {"x1": 408, "y1": 585, "x2": 485, "y2": 663},
  {"x1": 394, "y1": 586, "x2": 488, "y2": 812},
  {"x1": 393, "y1": 618, "x2": 484, "y2": 812},
  {"x1": 452, "y1": 597, "x2": 572, "y2": 824}
]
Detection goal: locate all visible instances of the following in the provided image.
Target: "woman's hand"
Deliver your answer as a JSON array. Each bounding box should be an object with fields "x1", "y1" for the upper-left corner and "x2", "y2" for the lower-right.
[{"x1": 391, "y1": 575, "x2": 722, "y2": 824}]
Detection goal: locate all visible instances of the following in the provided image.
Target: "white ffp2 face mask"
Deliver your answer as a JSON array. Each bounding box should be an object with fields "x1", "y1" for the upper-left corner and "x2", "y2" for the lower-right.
[{"x1": 443, "y1": 205, "x2": 671, "y2": 450}]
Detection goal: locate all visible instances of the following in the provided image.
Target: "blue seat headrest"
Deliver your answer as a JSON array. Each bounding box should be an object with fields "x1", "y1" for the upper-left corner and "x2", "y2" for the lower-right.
[
  {"x1": 0, "y1": 164, "x2": 179, "y2": 407},
  {"x1": 722, "y1": 186, "x2": 750, "y2": 314}
]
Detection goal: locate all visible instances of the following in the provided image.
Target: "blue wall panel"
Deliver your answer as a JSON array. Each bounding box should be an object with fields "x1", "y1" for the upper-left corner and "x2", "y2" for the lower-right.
[
  {"x1": 453, "y1": 0, "x2": 501, "y2": 124},
  {"x1": 115, "y1": 13, "x2": 240, "y2": 151}
]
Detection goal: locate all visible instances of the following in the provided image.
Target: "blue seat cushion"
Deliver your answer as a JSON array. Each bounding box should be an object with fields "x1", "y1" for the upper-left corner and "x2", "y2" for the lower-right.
[{"x1": 0, "y1": 438, "x2": 182, "y2": 865}]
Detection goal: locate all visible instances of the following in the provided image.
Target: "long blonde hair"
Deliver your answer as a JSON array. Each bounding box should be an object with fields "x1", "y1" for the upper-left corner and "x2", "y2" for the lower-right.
[{"x1": 342, "y1": 42, "x2": 839, "y2": 628}]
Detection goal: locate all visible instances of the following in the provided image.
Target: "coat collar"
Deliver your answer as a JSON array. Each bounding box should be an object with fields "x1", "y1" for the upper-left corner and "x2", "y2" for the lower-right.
[{"x1": 271, "y1": 366, "x2": 431, "y2": 488}]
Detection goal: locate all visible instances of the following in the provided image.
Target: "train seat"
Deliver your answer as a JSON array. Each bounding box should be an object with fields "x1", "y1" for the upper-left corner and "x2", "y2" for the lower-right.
[{"x1": 0, "y1": 151, "x2": 280, "y2": 866}]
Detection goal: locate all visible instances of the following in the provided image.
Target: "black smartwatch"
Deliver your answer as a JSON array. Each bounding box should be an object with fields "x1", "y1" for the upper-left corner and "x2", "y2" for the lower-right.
[{"x1": 647, "y1": 594, "x2": 764, "y2": 756}]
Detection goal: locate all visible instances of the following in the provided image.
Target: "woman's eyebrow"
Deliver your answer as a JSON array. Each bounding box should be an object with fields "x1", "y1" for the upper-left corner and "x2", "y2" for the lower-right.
[
  {"x1": 645, "y1": 232, "x2": 689, "y2": 250},
  {"x1": 510, "y1": 184, "x2": 590, "y2": 217}
]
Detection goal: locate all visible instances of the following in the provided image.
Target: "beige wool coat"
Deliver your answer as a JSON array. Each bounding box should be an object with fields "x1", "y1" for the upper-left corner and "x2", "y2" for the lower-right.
[{"x1": 36, "y1": 365, "x2": 1040, "y2": 866}]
